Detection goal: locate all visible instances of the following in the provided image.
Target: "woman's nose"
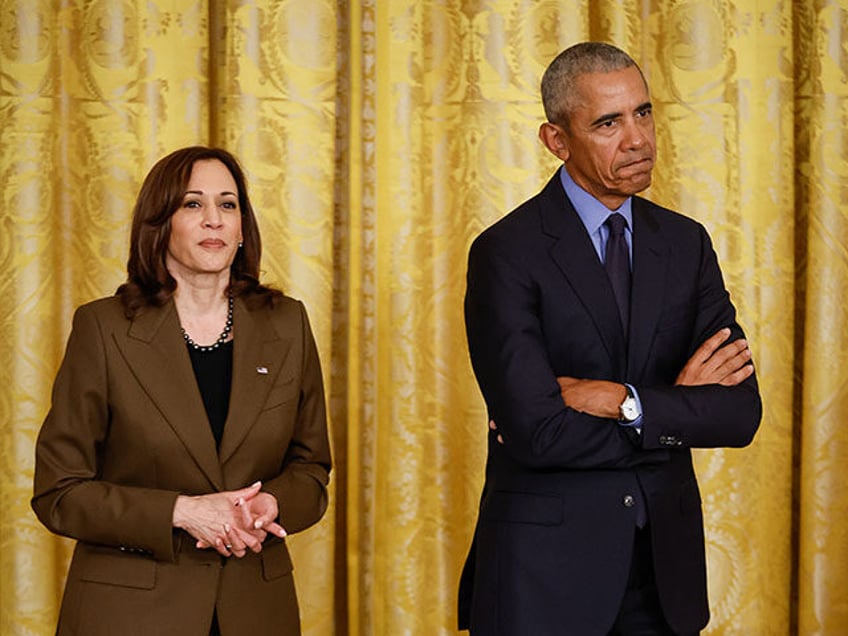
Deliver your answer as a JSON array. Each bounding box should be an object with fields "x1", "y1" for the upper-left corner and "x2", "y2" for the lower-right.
[{"x1": 202, "y1": 206, "x2": 223, "y2": 227}]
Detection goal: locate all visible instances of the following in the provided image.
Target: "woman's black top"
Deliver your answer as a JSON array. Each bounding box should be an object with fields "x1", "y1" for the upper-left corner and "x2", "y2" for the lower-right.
[{"x1": 186, "y1": 340, "x2": 233, "y2": 448}]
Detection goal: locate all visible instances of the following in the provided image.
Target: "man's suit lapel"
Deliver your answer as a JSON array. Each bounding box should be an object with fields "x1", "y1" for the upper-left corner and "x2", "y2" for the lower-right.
[
  {"x1": 539, "y1": 174, "x2": 627, "y2": 377},
  {"x1": 219, "y1": 297, "x2": 293, "y2": 468},
  {"x1": 628, "y1": 197, "x2": 670, "y2": 379},
  {"x1": 118, "y1": 301, "x2": 224, "y2": 490}
]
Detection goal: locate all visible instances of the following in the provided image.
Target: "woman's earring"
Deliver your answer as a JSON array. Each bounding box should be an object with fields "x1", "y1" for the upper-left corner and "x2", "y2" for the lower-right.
[{"x1": 238, "y1": 241, "x2": 243, "y2": 248}]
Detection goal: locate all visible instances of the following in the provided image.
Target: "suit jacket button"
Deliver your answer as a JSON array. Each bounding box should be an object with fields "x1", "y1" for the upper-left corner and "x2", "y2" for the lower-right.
[{"x1": 623, "y1": 495, "x2": 635, "y2": 508}]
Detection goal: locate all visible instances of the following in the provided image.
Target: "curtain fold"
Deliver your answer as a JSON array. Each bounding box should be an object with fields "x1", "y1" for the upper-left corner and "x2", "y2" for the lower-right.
[
  {"x1": 2, "y1": 1, "x2": 846, "y2": 634},
  {"x1": 796, "y1": 3, "x2": 848, "y2": 633}
]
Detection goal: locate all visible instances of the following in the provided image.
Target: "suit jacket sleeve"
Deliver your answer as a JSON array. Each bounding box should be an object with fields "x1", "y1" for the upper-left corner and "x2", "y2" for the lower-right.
[
  {"x1": 465, "y1": 231, "x2": 668, "y2": 470},
  {"x1": 32, "y1": 303, "x2": 179, "y2": 560},
  {"x1": 636, "y1": 224, "x2": 761, "y2": 450},
  {"x1": 261, "y1": 301, "x2": 331, "y2": 533}
]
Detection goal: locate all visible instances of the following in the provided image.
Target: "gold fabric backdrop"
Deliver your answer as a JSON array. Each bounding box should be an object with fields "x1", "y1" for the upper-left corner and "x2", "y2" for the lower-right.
[{"x1": 1, "y1": 1, "x2": 845, "y2": 634}]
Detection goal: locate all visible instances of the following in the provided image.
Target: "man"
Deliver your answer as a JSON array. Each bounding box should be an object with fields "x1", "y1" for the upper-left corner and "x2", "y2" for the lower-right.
[{"x1": 458, "y1": 42, "x2": 761, "y2": 635}]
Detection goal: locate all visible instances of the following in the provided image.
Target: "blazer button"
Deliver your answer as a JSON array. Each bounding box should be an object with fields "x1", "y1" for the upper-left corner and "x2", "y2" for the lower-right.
[{"x1": 623, "y1": 495, "x2": 635, "y2": 508}]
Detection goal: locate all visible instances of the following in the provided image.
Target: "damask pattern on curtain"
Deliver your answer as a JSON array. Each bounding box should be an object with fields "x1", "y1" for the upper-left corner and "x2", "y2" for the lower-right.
[{"x1": 1, "y1": 1, "x2": 845, "y2": 634}]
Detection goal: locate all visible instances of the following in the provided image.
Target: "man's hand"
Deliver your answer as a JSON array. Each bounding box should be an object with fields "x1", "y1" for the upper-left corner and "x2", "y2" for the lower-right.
[
  {"x1": 489, "y1": 378, "x2": 626, "y2": 442},
  {"x1": 489, "y1": 328, "x2": 754, "y2": 441},
  {"x1": 489, "y1": 419, "x2": 504, "y2": 444},
  {"x1": 675, "y1": 327, "x2": 753, "y2": 387},
  {"x1": 557, "y1": 377, "x2": 626, "y2": 419}
]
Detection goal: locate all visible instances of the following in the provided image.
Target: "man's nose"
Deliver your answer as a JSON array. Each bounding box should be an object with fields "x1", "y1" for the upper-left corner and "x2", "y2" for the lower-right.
[{"x1": 623, "y1": 118, "x2": 650, "y2": 149}]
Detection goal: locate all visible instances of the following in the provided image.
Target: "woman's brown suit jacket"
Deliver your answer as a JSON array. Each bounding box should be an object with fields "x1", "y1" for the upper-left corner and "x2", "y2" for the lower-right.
[{"x1": 32, "y1": 294, "x2": 331, "y2": 636}]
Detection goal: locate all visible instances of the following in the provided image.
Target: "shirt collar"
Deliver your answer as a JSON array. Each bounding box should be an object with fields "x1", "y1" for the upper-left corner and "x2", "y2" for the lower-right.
[{"x1": 559, "y1": 166, "x2": 633, "y2": 235}]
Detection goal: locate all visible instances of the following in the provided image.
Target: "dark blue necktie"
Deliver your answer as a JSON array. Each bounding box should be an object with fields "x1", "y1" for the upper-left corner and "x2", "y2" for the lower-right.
[
  {"x1": 605, "y1": 214, "x2": 645, "y2": 526},
  {"x1": 604, "y1": 213, "x2": 631, "y2": 336}
]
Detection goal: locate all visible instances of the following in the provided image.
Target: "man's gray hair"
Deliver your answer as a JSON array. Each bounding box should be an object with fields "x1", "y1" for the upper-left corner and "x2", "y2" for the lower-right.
[{"x1": 541, "y1": 42, "x2": 643, "y2": 127}]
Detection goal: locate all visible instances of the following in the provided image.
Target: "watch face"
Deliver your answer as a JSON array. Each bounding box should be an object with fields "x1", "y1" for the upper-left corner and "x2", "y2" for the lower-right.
[{"x1": 621, "y1": 397, "x2": 639, "y2": 421}]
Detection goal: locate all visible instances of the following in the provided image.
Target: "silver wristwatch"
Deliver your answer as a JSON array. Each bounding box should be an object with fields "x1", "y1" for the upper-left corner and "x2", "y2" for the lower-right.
[{"x1": 619, "y1": 385, "x2": 641, "y2": 423}]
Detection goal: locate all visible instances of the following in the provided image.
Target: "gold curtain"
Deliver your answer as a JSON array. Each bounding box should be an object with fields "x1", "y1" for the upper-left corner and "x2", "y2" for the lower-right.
[{"x1": 1, "y1": 1, "x2": 845, "y2": 634}]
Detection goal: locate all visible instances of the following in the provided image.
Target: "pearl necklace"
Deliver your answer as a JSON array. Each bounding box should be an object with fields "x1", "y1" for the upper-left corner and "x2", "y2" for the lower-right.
[{"x1": 181, "y1": 296, "x2": 234, "y2": 352}]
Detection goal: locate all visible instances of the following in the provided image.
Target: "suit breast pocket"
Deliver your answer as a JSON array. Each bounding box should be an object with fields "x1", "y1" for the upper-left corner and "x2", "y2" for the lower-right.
[
  {"x1": 262, "y1": 374, "x2": 299, "y2": 412},
  {"x1": 655, "y1": 299, "x2": 696, "y2": 336}
]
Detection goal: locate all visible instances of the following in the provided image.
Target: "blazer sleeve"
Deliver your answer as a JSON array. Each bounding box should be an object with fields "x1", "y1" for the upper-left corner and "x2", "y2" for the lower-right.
[
  {"x1": 465, "y1": 232, "x2": 668, "y2": 470},
  {"x1": 261, "y1": 301, "x2": 331, "y2": 534},
  {"x1": 31, "y1": 303, "x2": 179, "y2": 560},
  {"x1": 637, "y1": 225, "x2": 762, "y2": 450}
]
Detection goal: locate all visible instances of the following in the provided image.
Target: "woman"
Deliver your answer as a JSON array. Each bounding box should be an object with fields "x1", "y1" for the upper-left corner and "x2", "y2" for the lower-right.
[{"x1": 32, "y1": 146, "x2": 331, "y2": 636}]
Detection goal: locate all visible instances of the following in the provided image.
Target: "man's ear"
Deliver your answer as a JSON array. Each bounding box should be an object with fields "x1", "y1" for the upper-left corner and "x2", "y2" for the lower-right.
[{"x1": 538, "y1": 122, "x2": 570, "y2": 162}]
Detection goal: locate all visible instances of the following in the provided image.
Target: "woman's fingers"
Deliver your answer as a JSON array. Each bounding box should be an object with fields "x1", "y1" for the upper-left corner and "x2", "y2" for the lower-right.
[
  {"x1": 228, "y1": 481, "x2": 262, "y2": 505},
  {"x1": 221, "y1": 523, "x2": 253, "y2": 557},
  {"x1": 181, "y1": 485, "x2": 284, "y2": 557},
  {"x1": 262, "y1": 521, "x2": 287, "y2": 538}
]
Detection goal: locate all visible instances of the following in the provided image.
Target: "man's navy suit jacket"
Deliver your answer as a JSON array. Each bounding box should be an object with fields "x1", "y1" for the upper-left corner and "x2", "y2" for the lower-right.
[{"x1": 459, "y1": 171, "x2": 762, "y2": 635}]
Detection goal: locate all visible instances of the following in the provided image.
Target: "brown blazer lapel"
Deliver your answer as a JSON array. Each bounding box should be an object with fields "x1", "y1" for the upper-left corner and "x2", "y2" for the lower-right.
[
  {"x1": 116, "y1": 300, "x2": 224, "y2": 490},
  {"x1": 218, "y1": 297, "x2": 295, "y2": 467}
]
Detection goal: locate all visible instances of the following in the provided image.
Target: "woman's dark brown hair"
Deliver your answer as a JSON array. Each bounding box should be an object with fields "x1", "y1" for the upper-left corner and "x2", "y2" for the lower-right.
[{"x1": 116, "y1": 146, "x2": 281, "y2": 317}]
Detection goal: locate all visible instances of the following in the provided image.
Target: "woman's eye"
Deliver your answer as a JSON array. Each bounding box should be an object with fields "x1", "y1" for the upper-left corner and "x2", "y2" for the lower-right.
[
  {"x1": 184, "y1": 200, "x2": 201, "y2": 208},
  {"x1": 222, "y1": 201, "x2": 237, "y2": 210}
]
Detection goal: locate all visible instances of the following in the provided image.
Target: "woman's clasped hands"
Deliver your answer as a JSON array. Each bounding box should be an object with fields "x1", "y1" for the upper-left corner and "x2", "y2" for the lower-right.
[{"x1": 172, "y1": 481, "x2": 287, "y2": 558}]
